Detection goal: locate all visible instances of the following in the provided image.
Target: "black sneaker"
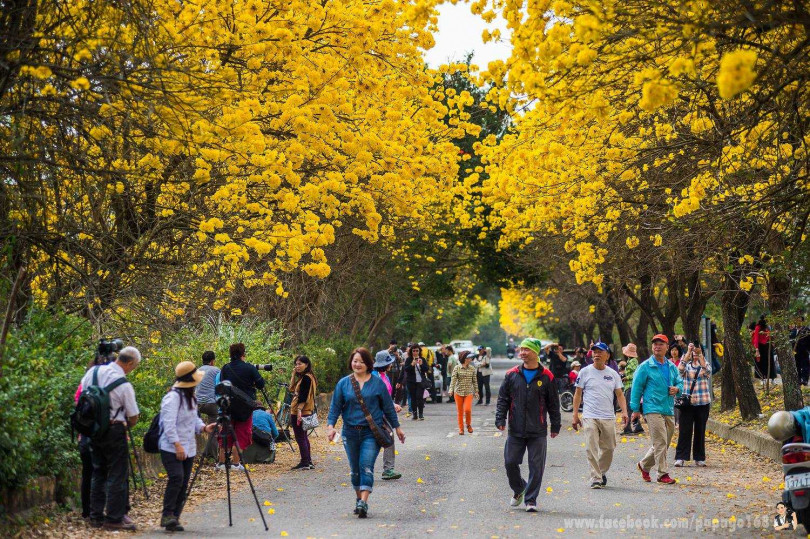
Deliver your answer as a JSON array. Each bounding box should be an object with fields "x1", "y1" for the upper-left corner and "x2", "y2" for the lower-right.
[
  {"x1": 291, "y1": 462, "x2": 307, "y2": 470},
  {"x1": 602, "y1": 474, "x2": 607, "y2": 486},
  {"x1": 590, "y1": 481, "x2": 603, "y2": 489},
  {"x1": 354, "y1": 499, "x2": 360, "y2": 514}
]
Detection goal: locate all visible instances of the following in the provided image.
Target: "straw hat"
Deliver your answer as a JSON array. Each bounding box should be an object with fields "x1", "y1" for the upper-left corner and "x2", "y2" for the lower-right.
[
  {"x1": 173, "y1": 361, "x2": 205, "y2": 388},
  {"x1": 621, "y1": 343, "x2": 638, "y2": 358}
]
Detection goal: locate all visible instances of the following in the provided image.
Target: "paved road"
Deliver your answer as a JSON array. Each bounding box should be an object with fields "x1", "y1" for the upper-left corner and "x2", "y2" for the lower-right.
[{"x1": 146, "y1": 359, "x2": 780, "y2": 537}]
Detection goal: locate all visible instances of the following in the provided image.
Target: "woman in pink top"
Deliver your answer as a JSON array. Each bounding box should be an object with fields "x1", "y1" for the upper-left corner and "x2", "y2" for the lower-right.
[{"x1": 372, "y1": 353, "x2": 402, "y2": 480}]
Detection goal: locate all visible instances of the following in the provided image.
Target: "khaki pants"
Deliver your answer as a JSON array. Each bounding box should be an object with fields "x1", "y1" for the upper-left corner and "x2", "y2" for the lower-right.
[
  {"x1": 583, "y1": 418, "x2": 617, "y2": 483},
  {"x1": 640, "y1": 413, "x2": 675, "y2": 478}
]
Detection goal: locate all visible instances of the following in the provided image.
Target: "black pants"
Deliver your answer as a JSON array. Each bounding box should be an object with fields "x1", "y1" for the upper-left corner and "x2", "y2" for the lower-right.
[
  {"x1": 79, "y1": 436, "x2": 93, "y2": 518},
  {"x1": 160, "y1": 450, "x2": 194, "y2": 518},
  {"x1": 406, "y1": 382, "x2": 425, "y2": 418},
  {"x1": 477, "y1": 373, "x2": 491, "y2": 404},
  {"x1": 675, "y1": 404, "x2": 710, "y2": 461},
  {"x1": 90, "y1": 424, "x2": 129, "y2": 523},
  {"x1": 504, "y1": 435, "x2": 547, "y2": 504}
]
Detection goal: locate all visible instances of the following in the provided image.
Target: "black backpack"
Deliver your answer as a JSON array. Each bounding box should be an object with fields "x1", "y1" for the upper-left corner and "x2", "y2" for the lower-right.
[
  {"x1": 71, "y1": 365, "x2": 129, "y2": 439},
  {"x1": 143, "y1": 389, "x2": 182, "y2": 453},
  {"x1": 143, "y1": 412, "x2": 162, "y2": 453}
]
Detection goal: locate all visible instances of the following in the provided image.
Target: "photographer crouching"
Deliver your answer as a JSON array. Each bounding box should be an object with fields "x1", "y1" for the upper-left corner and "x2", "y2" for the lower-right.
[
  {"x1": 78, "y1": 346, "x2": 141, "y2": 531},
  {"x1": 214, "y1": 343, "x2": 265, "y2": 470}
]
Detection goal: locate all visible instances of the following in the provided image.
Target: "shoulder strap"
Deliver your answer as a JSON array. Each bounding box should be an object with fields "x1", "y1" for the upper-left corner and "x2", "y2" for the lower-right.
[
  {"x1": 223, "y1": 362, "x2": 248, "y2": 387},
  {"x1": 349, "y1": 376, "x2": 384, "y2": 436},
  {"x1": 686, "y1": 365, "x2": 701, "y2": 395},
  {"x1": 104, "y1": 377, "x2": 129, "y2": 392},
  {"x1": 92, "y1": 365, "x2": 100, "y2": 386}
]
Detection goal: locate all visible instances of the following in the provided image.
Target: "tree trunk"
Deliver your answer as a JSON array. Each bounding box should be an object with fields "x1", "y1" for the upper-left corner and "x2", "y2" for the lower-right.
[
  {"x1": 635, "y1": 311, "x2": 651, "y2": 358},
  {"x1": 720, "y1": 275, "x2": 760, "y2": 419},
  {"x1": 768, "y1": 271, "x2": 803, "y2": 411},
  {"x1": 595, "y1": 298, "x2": 614, "y2": 345}
]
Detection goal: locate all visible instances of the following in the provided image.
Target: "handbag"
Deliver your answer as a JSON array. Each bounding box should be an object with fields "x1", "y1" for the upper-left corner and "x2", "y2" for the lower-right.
[
  {"x1": 349, "y1": 375, "x2": 394, "y2": 448},
  {"x1": 301, "y1": 412, "x2": 320, "y2": 431},
  {"x1": 674, "y1": 365, "x2": 701, "y2": 410}
]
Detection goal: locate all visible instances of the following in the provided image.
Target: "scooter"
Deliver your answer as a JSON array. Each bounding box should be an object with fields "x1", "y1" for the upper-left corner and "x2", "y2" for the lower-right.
[{"x1": 768, "y1": 411, "x2": 810, "y2": 533}]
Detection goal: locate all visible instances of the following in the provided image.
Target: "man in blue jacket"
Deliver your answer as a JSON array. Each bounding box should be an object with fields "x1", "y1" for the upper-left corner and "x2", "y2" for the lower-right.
[
  {"x1": 630, "y1": 334, "x2": 683, "y2": 485},
  {"x1": 496, "y1": 338, "x2": 561, "y2": 513}
]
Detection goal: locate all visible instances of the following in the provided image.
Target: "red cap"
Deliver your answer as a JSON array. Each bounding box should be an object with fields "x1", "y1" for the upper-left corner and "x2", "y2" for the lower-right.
[{"x1": 652, "y1": 334, "x2": 669, "y2": 344}]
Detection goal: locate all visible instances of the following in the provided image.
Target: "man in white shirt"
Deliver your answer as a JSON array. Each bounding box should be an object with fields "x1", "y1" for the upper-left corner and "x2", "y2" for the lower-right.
[
  {"x1": 80, "y1": 346, "x2": 141, "y2": 530},
  {"x1": 571, "y1": 342, "x2": 628, "y2": 489}
]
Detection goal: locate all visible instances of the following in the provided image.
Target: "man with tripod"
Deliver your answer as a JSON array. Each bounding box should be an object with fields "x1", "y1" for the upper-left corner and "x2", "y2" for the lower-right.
[
  {"x1": 215, "y1": 343, "x2": 265, "y2": 470},
  {"x1": 79, "y1": 346, "x2": 141, "y2": 531}
]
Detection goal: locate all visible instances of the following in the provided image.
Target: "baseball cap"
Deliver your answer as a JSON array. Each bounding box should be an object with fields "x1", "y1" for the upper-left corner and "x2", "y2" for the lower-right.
[
  {"x1": 652, "y1": 334, "x2": 669, "y2": 344},
  {"x1": 590, "y1": 341, "x2": 610, "y2": 352}
]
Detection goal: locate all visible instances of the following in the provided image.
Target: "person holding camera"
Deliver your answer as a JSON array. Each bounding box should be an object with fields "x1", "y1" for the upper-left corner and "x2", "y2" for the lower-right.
[
  {"x1": 674, "y1": 342, "x2": 712, "y2": 467},
  {"x1": 290, "y1": 355, "x2": 317, "y2": 470},
  {"x1": 327, "y1": 348, "x2": 405, "y2": 518},
  {"x1": 401, "y1": 344, "x2": 429, "y2": 420},
  {"x1": 159, "y1": 362, "x2": 217, "y2": 531},
  {"x1": 215, "y1": 342, "x2": 265, "y2": 471},
  {"x1": 79, "y1": 346, "x2": 142, "y2": 530},
  {"x1": 631, "y1": 335, "x2": 683, "y2": 485}
]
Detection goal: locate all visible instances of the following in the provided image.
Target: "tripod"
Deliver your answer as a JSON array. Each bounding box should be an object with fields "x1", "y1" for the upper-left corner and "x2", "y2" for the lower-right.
[
  {"x1": 259, "y1": 383, "x2": 295, "y2": 453},
  {"x1": 126, "y1": 423, "x2": 149, "y2": 500},
  {"x1": 182, "y1": 413, "x2": 269, "y2": 531}
]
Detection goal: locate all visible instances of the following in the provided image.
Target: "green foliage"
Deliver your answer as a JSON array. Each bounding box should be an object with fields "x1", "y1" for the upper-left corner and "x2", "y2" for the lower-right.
[
  {"x1": 0, "y1": 309, "x2": 91, "y2": 491},
  {"x1": 130, "y1": 319, "x2": 289, "y2": 438},
  {"x1": 297, "y1": 335, "x2": 354, "y2": 390}
]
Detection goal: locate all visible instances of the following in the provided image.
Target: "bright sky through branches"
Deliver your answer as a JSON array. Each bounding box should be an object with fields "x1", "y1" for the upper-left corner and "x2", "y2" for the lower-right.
[{"x1": 423, "y1": 2, "x2": 511, "y2": 69}]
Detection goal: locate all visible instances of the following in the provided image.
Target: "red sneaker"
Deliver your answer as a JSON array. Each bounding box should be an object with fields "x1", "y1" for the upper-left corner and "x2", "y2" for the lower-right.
[
  {"x1": 657, "y1": 474, "x2": 676, "y2": 484},
  {"x1": 637, "y1": 462, "x2": 651, "y2": 482}
]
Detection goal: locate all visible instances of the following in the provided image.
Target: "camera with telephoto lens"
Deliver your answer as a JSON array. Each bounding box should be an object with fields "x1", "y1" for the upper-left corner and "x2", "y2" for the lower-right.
[
  {"x1": 253, "y1": 363, "x2": 273, "y2": 372},
  {"x1": 214, "y1": 380, "x2": 260, "y2": 415},
  {"x1": 97, "y1": 338, "x2": 124, "y2": 360}
]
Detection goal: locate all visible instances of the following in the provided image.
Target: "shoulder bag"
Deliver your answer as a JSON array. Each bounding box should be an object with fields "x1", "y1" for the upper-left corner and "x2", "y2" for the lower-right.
[
  {"x1": 674, "y1": 365, "x2": 701, "y2": 410},
  {"x1": 349, "y1": 375, "x2": 394, "y2": 448}
]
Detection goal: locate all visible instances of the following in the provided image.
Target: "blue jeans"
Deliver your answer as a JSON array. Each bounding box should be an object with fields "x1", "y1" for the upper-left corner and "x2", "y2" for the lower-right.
[{"x1": 342, "y1": 427, "x2": 380, "y2": 492}]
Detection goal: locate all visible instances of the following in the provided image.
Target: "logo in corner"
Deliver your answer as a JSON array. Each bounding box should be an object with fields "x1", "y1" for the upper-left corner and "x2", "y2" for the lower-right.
[{"x1": 537, "y1": 380, "x2": 543, "y2": 387}]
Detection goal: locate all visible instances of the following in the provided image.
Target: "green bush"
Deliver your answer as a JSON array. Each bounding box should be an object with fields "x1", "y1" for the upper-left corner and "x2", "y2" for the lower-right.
[
  {"x1": 297, "y1": 335, "x2": 354, "y2": 390},
  {"x1": 0, "y1": 309, "x2": 91, "y2": 491}
]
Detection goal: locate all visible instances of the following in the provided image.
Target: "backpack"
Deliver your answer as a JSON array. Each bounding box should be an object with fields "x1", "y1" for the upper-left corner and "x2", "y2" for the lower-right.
[
  {"x1": 71, "y1": 365, "x2": 129, "y2": 439},
  {"x1": 143, "y1": 412, "x2": 162, "y2": 453},
  {"x1": 143, "y1": 389, "x2": 182, "y2": 453}
]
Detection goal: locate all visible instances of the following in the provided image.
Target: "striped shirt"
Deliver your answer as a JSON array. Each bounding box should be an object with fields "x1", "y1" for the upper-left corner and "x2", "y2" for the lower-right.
[
  {"x1": 678, "y1": 359, "x2": 712, "y2": 406},
  {"x1": 449, "y1": 364, "x2": 478, "y2": 396}
]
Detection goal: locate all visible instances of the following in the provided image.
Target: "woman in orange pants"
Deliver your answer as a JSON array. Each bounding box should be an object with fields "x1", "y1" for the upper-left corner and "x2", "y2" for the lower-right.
[{"x1": 448, "y1": 351, "x2": 479, "y2": 435}]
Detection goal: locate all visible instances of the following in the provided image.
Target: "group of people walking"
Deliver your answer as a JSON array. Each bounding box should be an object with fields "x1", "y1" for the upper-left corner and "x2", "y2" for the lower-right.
[{"x1": 75, "y1": 330, "x2": 721, "y2": 529}]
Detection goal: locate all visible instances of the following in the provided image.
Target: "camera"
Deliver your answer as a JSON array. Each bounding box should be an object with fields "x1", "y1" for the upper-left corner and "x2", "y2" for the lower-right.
[
  {"x1": 214, "y1": 380, "x2": 259, "y2": 413},
  {"x1": 97, "y1": 338, "x2": 124, "y2": 359},
  {"x1": 253, "y1": 363, "x2": 273, "y2": 372}
]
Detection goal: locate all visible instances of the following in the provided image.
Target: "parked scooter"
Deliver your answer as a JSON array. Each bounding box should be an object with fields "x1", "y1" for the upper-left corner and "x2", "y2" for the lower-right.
[{"x1": 768, "y1": 410, "x2": 810, "y2": 533}]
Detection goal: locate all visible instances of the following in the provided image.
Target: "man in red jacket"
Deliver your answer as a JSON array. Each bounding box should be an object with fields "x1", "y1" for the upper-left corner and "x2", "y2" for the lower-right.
[{"x1": 496, "y1": 338, "x2": 561, "y2": 513}]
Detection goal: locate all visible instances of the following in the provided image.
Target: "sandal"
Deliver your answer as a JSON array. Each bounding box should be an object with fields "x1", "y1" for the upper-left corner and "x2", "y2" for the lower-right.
[{"x1": 467, "y1": 425, "x2": 473, "y2": 433}]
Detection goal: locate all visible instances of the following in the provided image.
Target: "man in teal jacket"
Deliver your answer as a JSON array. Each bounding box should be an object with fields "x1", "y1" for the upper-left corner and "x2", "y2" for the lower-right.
[{"x1": 630, "y1": 334, "x2": 683, "y2": 485}]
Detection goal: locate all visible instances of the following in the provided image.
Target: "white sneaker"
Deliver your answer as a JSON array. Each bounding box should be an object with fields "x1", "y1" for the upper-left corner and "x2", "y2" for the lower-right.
[
  {"x1": 674, "y1": 460, "x2": 684, "y2": 467},
  {"x1": 510, "y1": 489, "x2": 525, "y2": 507},
  {"x1": 215, "y1": 463, "x2": 225, "y2": 471},
  {"x1": 231, "y1": 463, "x2": 246, "y2": 471},
  {"x1": 525, "y1": 503, "x2": 538, "y2": 512},
  {"x1": 696, "y1": 461, "x2": 706, "y2": 467}
]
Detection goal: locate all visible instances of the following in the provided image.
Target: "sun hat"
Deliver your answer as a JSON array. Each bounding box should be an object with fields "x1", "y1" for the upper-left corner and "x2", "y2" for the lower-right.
[
  {"x1": 571, "y1": 361, "x2": 581, "y2": 368},
  {"x1": 651, "y1": 334, "x2": 669, "y2": 344},
  {"x1": 173, "y1": 361, "x2": 205, "y2": 388},
  {"x1": 373, "y1": 350, "x2": 395, "y2": 368},
  {"x1": 519, "y1": 338, "x2": 543, "y2": 355},
  {"x1": 621, "y1": 343, "x2": 638, "y2": 358}
]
